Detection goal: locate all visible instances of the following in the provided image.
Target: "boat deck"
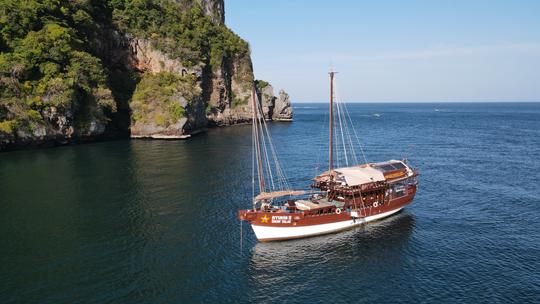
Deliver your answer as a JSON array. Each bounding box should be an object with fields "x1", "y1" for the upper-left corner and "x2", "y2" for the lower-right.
[{"x1": 294, "y1": 198, "x2": 343, "y2": 211}]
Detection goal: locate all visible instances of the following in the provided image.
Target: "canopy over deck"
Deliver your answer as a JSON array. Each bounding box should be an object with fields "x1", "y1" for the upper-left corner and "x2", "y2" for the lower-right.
[
  {"x1": 315, "y1": 166, "x2": 385, "y2": 185},
  {"x1": 314, "y1": 160, "x2": 413, "y2": 187},
  {"x1": 336, "y1": 167, "x2": 386, "y2": 185}
]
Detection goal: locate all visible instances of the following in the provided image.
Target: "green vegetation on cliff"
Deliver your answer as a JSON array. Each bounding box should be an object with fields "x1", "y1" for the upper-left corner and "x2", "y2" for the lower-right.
[
  {"x1": 0, "y1": 1, "x2": 115, "y2": 134},
  {"x1": 131, "y1": 72, "x2": 199, "y2": 127},
  {"x1": 0, "y1": 0, "x2": 251, "y2": 141},
  {"x1": 111, "y1": 0, "x2": 249, "y2": 69}
]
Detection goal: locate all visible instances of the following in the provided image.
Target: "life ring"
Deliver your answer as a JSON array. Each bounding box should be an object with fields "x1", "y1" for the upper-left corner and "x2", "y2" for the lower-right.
[
  {"x1": 335, "y1": 208, "x2": 342, "y2": 214},
  {"x1": 373, "y1": 201, "x2": 379, "y2": 208}
]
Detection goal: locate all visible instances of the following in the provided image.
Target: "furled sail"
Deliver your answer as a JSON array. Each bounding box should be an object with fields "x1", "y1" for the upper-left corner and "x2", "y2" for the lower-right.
[{"x1": 255, "y1": 190, "x2": 305, "y2": 201}]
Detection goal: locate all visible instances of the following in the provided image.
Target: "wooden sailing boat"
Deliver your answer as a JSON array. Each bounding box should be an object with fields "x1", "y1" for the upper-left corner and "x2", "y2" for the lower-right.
[{"x1": 238, "y1": 72, "x2": 419, "y2": 242}]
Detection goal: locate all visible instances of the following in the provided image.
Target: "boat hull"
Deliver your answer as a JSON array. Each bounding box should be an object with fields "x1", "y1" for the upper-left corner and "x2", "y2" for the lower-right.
[
  {"x1": 252, "y1": 207, "x2": 404, "y2": 242},
  {"x1": 239, "y1": 181, "x2": 417, "y2": 242}
]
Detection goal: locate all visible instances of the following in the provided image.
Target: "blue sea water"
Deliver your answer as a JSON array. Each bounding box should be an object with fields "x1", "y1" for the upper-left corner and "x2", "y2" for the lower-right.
[{"x1": 1, "y1": 102, "x2": 539, "y2": 303}]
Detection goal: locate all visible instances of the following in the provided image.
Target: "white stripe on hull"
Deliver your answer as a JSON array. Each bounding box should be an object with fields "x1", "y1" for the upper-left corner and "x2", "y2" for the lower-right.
[{"x1": 252, "y1": 207, "x2": 404, "y2": 241}]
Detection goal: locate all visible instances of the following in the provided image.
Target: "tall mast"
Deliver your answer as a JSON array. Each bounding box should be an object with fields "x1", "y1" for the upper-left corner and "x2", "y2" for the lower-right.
[
  {"x1": 252, "y1": 86, "x2": 265, "y2": 194},
  {"x1": 329, "y1": 71, "x2": 335, "y2": 174}
]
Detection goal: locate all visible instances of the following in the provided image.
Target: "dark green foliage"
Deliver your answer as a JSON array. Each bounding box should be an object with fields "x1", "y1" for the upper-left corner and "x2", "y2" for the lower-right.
[
  {"x1": 255, "y1": 79, "x2": 270, "y2": 90},
  {"x1": 230, "y1": 92, "x2": 249, "y2": 108},
  {"x1": 0, "y1": 0, "x2": 250, "y2": 136},
  {"x1": 111, "y1": 0, "x2": 249, "y2": 69},
  {"x1": 131, "y1": 72, "x2": 198, "y2": 127},
  {"x1": 0, "y1": 0, "x2": 115, "y2": 134}
]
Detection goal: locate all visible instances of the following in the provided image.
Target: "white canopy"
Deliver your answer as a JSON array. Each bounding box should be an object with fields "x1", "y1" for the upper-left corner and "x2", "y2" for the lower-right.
[{"x1": 335, "y1": 166, "x2": 386, "y2": 186}]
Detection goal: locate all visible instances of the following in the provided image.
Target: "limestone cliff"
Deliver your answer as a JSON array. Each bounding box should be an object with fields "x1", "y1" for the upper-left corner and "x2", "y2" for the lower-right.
[
  {"x1": 273, "y1": 90, "x2": 293, "y2": 121},
  {"x1": 196, "y1": 0, "x2": 225, "y2": 24},
  {"x1": 0, "y1": 0, "x2": 292, "y2": 150}
]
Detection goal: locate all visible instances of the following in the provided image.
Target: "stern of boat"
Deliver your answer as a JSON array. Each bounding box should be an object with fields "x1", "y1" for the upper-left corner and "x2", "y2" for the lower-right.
[{"x1": 238, "y1": 210, "x2": 257, "y2": 223}]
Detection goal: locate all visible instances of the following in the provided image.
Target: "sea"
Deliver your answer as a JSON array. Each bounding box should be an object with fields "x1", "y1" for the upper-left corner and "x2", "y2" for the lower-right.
[{"x1": 1, "y1": 102, "x2": 539, "y2": 303}]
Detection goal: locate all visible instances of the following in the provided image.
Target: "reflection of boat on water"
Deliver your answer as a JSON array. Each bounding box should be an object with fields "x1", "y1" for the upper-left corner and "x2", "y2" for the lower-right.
[
  {"x1": 249, "y1": 212, "x2": 416, "y2": 270},
  {"x1": 238, "y1": 71, "x2": 419, "y2": 242}
]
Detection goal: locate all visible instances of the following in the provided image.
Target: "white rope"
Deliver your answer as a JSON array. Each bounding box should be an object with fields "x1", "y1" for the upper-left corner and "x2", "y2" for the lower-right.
[
  {"x1": 313, "y1": 103, "x2": 330, "y2": 180},
  {"x1": 340, "y1": 97, "x2": 359, "y2": 164},
  {"x1": 334, "y1": 100, "x2": 340, "y2": 166},
  {"x1": 334, "y1": 80, "x2": 350, "y2": 166},
  {"x1": 252, "y1": 95, "x2": 264, "y2": 193},
  {"x1": 255, "y1": 95, "x2": 275, "y2": 191},
  {"x1": 339, "y1": 95, "x2": 358, "y2": 164},
  {"x1": 337, "y1": 93, "x2": 348, "y2": 166},
  {"x1": 261, "y1": 112, "x2": 290, "y2": 190},
  {"x1": 333, "y1": 77, "x2": 369, "y2": 165},
  {"x1": 344, "y1": 100, "x2": 368, "y2": 164},
  {"x1": 255, "y1": 91, "x2": 291, "y2": 192},
  {"x1": 252, "y1": 108, "x2": 256, "y2": 199}
]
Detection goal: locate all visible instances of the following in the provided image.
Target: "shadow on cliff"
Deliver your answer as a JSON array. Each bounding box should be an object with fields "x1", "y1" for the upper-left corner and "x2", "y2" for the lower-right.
[{"x1": 106, "y1": 67, "x2": 139, "y2": 139}]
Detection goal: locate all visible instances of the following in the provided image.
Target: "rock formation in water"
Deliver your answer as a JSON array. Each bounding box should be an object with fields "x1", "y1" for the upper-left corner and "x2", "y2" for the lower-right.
[
  {"x1": 273, "y1": 90, "x2": 293, "y2": 121},
  {"x1": 0, "y1": 0, "x2": 292, "y2": 150}
]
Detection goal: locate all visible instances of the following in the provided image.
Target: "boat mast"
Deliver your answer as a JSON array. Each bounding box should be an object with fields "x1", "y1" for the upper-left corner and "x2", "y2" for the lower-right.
[
  {"x1": 329, "y1": 71, "x2": 335, "y2": 176},
  {"x1": 252, "y1": 86, "x2": 266, "y2": 194}
]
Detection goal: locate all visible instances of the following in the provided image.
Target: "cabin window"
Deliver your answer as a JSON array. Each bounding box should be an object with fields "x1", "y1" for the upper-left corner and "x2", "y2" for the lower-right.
[
  {"x1": 374, "y1": 162, "x2": 406, "y2": 172},
  {"x1": 391, "y1": 162, "x2": 406, "y2": 170},
  {"x1": 382, "y1": 164, "x2": 396, "y2": 171}
]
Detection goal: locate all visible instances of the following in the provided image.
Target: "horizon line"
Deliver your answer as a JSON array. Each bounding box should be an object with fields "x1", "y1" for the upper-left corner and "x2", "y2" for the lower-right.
[{"x1": 290, "y1": 100, "x2": 540, "y2": 104}]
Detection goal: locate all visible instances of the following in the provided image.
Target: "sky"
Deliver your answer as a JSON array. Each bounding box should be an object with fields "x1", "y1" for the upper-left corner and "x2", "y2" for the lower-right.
[{"x1": 225, "y1": 0, "x2": 540, "y2": 102}]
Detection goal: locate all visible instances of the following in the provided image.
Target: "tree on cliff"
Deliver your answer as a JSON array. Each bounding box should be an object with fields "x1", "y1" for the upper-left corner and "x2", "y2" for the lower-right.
[{"x1": 0, "y1": 0, "x2": 253, "y2": 147}]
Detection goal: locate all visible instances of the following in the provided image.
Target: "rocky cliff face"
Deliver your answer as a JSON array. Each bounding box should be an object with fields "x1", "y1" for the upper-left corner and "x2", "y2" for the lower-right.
[
  {"x1": 273, "y1": 90, "x2": 293, "y2": 121},
  {"x1": 196, "y1": 0, "x2": 225, "y2": 24},
  {"x1": 126, "y1": 36, "x2": 292, "y2": 138},
  {"x1": 123, "y1": 3, "x2": 293, "y2": 138},
  {"x1": 0, "y1": 0, "x2": 292, "y2": 150}
]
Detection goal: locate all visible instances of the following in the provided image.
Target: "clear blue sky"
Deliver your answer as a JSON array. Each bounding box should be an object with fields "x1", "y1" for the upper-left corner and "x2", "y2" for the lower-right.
[{"x1": 225, "y1": 0, "x2": 540, "y2": 102}]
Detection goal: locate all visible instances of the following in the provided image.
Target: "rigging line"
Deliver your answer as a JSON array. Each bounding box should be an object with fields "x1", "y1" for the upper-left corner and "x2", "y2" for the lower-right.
[
  {"x1": 252, "y1": 108, "x2": 255, "y2": 200},
  {"x1": 258, "y1": 101, "x2": 284, "y2": 191},
  {"x1": 272, "y1": 143, "x2": 289, "y2": 191},
  {"x1": 262, "y1": 120, "x2": 286, "y2": 191},
  {"x1": 313, "y1": 103, "x2": 330, "y2": 180},
  {"x1": 255, "y1": 95, "x2": 276, "y2": 191},
  {"x1": 333, "y1": 83, "x2": 356, "y2": 165},
  {"x1": 337, "y1": 94, "x2": 350, "y2": 166},
  {"x1": 341, "y1": 97, "x2": 358, "y2": 164},
  {"x1": 342, "y1": 99, "x2": 358, "y2": 164},
  {"x1": 260, "y1": 126, "x2": 275, "y2": 191},
  {"x1": 261, "y1": 116, "x2": 287, "y2": 189},
  {"x1": 343, "y1": 100, "x2": 368, "y2": 164},
  {"x1": 252, "y1": 96, "x2": 262, "y2": 194},
  {"x1": 334, "y1": 80, "x2": 348, "y2": 166},
  {"x1": 272, "y1": 146, "x2": 289, "y2": 190},
  {"x1": 252, "y1": 89, "x2": 266, "y2": 194},
  {"x1": 332, "y1": 91, "x2": 341, "y2": 169},
  {"x1": 349, "y1": 114, "x2": 359, "y2": 164},
  {"x1": 257, "y1": 94, "x2": 291, "y2": 192},
  {"x1": 336, "y1": 92, "x2": 348, "y2": 166},
  {"x1": 256, "y1": 92, "x2": 292, "y2": 191}
]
